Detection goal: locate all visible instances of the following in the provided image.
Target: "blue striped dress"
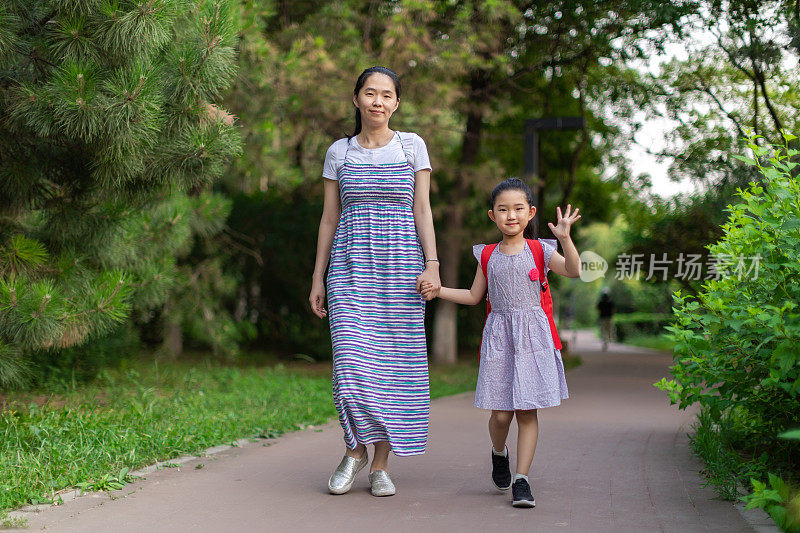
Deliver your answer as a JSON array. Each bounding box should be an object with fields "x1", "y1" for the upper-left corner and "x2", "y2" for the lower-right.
[{"x1": 323, "y1": 132, "x2": 431, "y2": 457}]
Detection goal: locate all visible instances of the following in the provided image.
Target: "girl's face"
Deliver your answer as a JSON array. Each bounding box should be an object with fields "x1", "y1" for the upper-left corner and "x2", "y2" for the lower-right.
[
  {"x1": 353, "y1": 73, "x2": 399, "y2": 129},
  {"x1": 488, "y1": 189, "x2": 536, "y2": 237}
]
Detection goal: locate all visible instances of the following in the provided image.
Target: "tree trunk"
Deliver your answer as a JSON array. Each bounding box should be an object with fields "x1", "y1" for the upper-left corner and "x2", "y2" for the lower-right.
[
  {"x1": 430, "y1": 72, "x2": 487, "y2": 365},
  {"x1": 753, "y1": 77, "x2": 759, "y2": 137},
  {"x1": 431, "y1": 171, "x2": 466, "y2": 364},
  {"x1": 431, "y1": 300, "x2": 458, "y2": 364},
  {"x1": 162, "y1": 299, "x2": 183, "y2": 357}
]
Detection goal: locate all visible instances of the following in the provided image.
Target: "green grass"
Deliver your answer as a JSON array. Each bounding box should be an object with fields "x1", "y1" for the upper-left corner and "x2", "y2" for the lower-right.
[
  {"x1": 620, "y1": 333, "x2": 676, "y2": 352},
  {"x1": 0, "y1": 358, "x2": 478, "y2": 512},
  {"x1": 0, "y1": 512, "x2": 28, "y2": 529},
  {"x1": 429, "y1": 360, "x2": 478, "y2": 398}
]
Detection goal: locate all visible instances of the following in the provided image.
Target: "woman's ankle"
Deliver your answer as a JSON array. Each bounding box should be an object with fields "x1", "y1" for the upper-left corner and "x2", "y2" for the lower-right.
[{"x1": 345, "y1": 444, "x2": 366, "y2": 458}]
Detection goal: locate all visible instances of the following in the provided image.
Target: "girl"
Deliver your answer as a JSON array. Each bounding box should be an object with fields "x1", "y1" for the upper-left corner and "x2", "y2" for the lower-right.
[
  {"x1": 422, "y1": 178, "x2": 581, "y2": 508},
  {"x1": 309, "y1": 66, "x2": 440, "y2": 497}
]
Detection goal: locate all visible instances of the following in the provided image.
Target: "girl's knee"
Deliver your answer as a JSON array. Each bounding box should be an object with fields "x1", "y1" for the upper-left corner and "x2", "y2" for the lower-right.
[
  {"x1": 515, "y1": 409, "x2": 538, "y2": 422},
  {"x1": 490, "y1": 410, "x2": 514, "y2": 425}
]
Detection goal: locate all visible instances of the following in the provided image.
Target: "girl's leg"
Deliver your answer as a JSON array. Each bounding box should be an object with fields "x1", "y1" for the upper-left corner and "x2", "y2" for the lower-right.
[
  {"x1": 370, "y1": 441, "x2": 391, "y2": 472},
  {"x1": 514, "y1": 409, "x2": 539, "y2": 476},
  {"x1": 489, "y1": 410, "x2": 515, "y2": 452},
  {"x1": 345, "y1": 443, "x2": 366, "y2": 459}
]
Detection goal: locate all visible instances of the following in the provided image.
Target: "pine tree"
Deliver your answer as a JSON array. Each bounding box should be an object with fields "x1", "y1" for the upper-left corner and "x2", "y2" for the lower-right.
[{"x1": 0, "y1": 0, "x2": 241, "y2": 387}]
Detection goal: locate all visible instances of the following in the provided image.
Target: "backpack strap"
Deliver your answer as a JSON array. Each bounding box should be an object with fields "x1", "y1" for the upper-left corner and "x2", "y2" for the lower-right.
[
  {"x1": 526, "y1": 239, "x2": 563, "y2": 350},
  {"x1": 478, "y1": 243, "x2": 499, "y2": 359},
  {"x1": 480, "y1": 243, "x2": 498, "y2": 314},
  {"x1": 527, "y1": 239, "x2": 545, "y2": 282},
  {"x1": 397, "y1": 132, "x2": 415, "y2": 170}
]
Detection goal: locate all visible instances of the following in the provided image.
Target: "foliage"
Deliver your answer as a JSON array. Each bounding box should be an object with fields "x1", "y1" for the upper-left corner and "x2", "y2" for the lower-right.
[
  {"x1": 74, "y1": 467, "x2": 133, "y2": 493},
  {"x1": 744, "y1": 430, "x2": 800, "y2": 532},
  {"x1": 626, "y1": 185, "x2": 749, "y2": 295},
  {"x1": 613, "y1": 312, "x2": 672, "y2": 340},
  {"x1": 623, "y1": 0, "x2": 800, "y2": 279},
  {"x1": 619, "y1": 333, "x2": 676, "y2": 352},
  {"x1": 0, "y1": 0, "x2": 242, "y2": 386},
  {"x1": 26, "y1": 323, "x2": 141, "y2": 387},
  {"x1": 556, "y1": 213, "x2": 678, "y2": 335},
  {"x1": 688, "y1": 407, "x2": 768, "y2": 500},
  {"x1": 221, "y1": 0, "x2": 696, "y2": 362},
  {"x1": 744, "y1": 474, "x2": 800, "y2": 533},
  {"x1": 0, "y1": 357, "x2": 478, "y2": 512},
  {"x1": 656, "y1": 135, "x2": 800, "y2": 499},
  {"x1": 0, "y1": 512, "x2": 27, "y2": 529},
  {"x1": 223, "y1": 188, "x2": 331, "y2": 358}
]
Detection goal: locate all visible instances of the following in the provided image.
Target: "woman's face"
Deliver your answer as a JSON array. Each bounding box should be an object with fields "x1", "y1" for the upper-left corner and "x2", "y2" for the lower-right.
[{"x1": 353, "y1": 73, "x2": 399, "y2": 129}]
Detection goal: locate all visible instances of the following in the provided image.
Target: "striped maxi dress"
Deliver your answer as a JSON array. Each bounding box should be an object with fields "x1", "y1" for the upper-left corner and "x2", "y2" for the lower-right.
[{"x1": 326, "y1": 133, "x2": 430, "y2": 457}]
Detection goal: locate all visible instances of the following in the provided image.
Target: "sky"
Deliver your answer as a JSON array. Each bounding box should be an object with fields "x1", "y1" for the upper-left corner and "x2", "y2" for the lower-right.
[
  {"x1": 624, "y1": 29, "x2": 711, "y2": 198},
  {"x1": 627, "y1": 121, "x2": 699, "y2": 198}
]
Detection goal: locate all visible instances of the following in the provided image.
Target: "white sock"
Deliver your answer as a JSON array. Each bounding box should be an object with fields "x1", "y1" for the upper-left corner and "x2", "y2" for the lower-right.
[
  {"x1": 492, "y1": 446, "x2": 507, "y2": 457},
  {"x1": 514, "y1": 473, "x2": 529, "y2": 483}
]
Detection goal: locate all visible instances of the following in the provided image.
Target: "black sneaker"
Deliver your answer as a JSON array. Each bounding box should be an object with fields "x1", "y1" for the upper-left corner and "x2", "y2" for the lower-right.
[
  {"x1": 512, "y1": 478, "x2": 535, "y2": 507},
  {"x1": 491, "y1": 447, "x2": 512, "y2": 491}
]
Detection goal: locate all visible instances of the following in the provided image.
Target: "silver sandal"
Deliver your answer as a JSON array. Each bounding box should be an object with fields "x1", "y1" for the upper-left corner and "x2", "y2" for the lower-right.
[
  {"x1": 328, "y1": 450, "x2": 368, "y2": 494},
  {"x1": 368, "y1": 470, "x2": 396, "y2": 497}
]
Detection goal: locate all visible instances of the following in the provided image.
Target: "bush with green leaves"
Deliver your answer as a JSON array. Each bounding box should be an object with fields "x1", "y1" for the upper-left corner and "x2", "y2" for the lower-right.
[
  {"x1": 742, "y1": 430, "x2": 800, "y2": 533},
  {"x1": 613, "y1": 312, "x2": 672, "y2": 341},
  {"x1": 656, "y1": 134, "x2": 800, "y2": 499},
  {"x1": 0, "y1": 0, "x2": 241, "y2": 386},
  {"x1": 745, "y1": 473, "x2": 800, "y2": 533}
]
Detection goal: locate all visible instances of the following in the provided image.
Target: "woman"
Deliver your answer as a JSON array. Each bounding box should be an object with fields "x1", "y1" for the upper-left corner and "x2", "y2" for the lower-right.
[{"x1": 309, "y1": 66, "x2": 440, "y2": 497}]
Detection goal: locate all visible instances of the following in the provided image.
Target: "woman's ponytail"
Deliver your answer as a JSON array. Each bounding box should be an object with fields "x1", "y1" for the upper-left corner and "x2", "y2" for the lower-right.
[{"x1": 352, "y1": 108, "x2": 362, "y2": 137}]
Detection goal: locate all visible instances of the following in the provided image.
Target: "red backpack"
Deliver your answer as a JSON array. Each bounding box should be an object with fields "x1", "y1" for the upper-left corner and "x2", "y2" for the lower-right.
[{"x1": 480, "y1": 239, "x2": 562, "y2": 350}]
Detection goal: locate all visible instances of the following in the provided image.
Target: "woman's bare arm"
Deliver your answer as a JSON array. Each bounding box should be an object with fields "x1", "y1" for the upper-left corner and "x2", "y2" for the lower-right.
[
  {"x1": 413, "y1": 168, "x2": 441, "y2": 297},
  {"x1": 309, "y1": 179, "x2": 341, "y2": 318}
]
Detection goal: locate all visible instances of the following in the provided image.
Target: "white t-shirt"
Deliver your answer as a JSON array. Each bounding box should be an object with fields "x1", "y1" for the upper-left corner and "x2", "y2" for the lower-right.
[{"x1": 322, "y1": 132, "x2": 432, "y2": 181}]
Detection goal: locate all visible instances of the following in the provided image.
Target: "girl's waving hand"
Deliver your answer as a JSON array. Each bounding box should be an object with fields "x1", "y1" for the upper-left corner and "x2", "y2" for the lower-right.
[
  {"x1": 547, "y1": 204, "x2": 581, "y2": 240},
  {"x1": 546, "y1": 204, "x2": 582, "y2": 279}
]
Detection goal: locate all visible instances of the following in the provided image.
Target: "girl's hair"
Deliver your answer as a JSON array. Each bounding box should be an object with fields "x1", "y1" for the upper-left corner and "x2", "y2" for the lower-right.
[
  {"x1": 350, "y1": 66, "x2": 401, "y2": 138},
  {"x1": 490, "y1": 178, "x2": 536, "y2": 239}
]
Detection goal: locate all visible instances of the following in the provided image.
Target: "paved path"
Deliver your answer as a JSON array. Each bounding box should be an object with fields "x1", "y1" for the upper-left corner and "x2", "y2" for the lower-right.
[{"x1": 20, "y1": 331, "x2": 764, "y2": 532}]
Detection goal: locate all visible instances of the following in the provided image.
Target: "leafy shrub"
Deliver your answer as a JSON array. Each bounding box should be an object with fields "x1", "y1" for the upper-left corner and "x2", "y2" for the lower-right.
[
  {"x1": 27, "y1": 324, "x2": 141, "y2": 388},
  {"x1": 613, "y1": 312, "x2": 672, "y2": 341},
  {"x1": 224, "y1": 189, "x2": 332, "y2": 358},
  {"x1": 656, "y1": 134, "x2": 800, "y2": 498},
  {"x1": 688, "y1": 408, "x2": 769, "y2": 500},
  {"x1": 744, "y1": 474, "x2": 800, "y2": 533}
]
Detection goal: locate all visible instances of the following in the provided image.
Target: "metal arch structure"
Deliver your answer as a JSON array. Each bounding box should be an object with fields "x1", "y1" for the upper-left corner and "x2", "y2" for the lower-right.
[
  {"x1": 523, "y1": 116, "x2": 586, "y2": 235},
  {"x1": 524, "y1": 117, "x2": 586, "y2": 176}
]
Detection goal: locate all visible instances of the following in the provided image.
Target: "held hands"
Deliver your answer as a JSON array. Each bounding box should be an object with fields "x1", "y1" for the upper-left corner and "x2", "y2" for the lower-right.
[
  {"x1": 416, "y1": 262, "x2": 441, "y2": 301},
  {"x1": 547, "y1": 204, "x2": 581, "y2": 240},
  {"x1": 420, "y1": 281, "x2": 440, "y2": 300}
]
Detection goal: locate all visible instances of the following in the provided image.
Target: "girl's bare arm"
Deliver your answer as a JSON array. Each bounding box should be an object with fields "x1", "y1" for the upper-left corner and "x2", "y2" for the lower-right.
[
  {"x1": 547, "y1": 240, "x2": 581, "y2": 278},
  {"x1": 433, "y1": 264, "x2": 487, "y2": 305}
]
